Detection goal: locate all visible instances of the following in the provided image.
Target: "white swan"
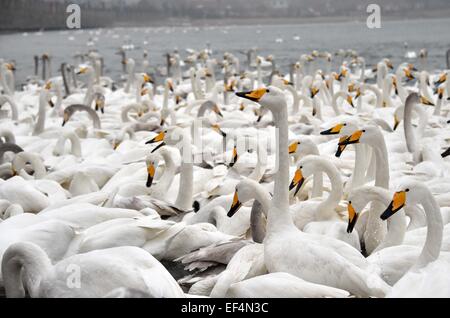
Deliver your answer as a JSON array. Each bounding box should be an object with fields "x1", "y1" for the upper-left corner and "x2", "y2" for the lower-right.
[
  {"x1": 2, "y1": 242, "x2": 185, "y2": 298},
  {"x1": 236, "y1": 86, "x2": 390, "y2": 297}
]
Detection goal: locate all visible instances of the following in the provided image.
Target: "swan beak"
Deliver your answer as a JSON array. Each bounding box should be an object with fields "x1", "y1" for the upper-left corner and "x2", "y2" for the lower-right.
[
  {"x1": 404, "y1": 69, "x2": 415, "y2": 81},
  {"x1": 347, "y1": 202, "x2": 359, "y2": 233},
  {"x1": 236, "y1": 88, "x2": 267, "y2": 102},
  {"x1": 6, "y1": 63, "x2": 16, "y2": 71},
  {"x1": 437, "y1": 88, "x2": 444, "y2": 100},
  {"x1": 113, "y1": 141, "x2": 121, "y2": 150},
  {"x1": 228, "y1": 191, "x2": 242, "y2": 217},
  {"x1": 168, "y1": 81, "x2": 174, "y2": 92},
  {"x1": 346, "y1": 95, "x2": 355, "y2": 108},
  {"x1": 320, "y1": 123, "x2": 344, "y2": 135},
  {"x1": 419, "y1": 95, "x2": 435, "y2": 106},
  {"x1": 408, "y1": 64, "x2": 418, "y2": 72},
  {"x1": 288, "y1": 141, "x2": 299, "y2": 155},
  {"x1": 386, "y1": 60, "x2": 394, "y2": 70},
  {"x1": 44, "y1": 81, "x2": 52, "y2": 90},
  {"x1": 310, "y1": 87, "x2": 320, "y2": 98},
  {"x1": 289, "y1": 168, "x2": 304, "y2": 196},
  {"x1": 283, "y1": 79, "x2": 294, "y2": 86},
  {"x1": 392, "y1": 79, "x2": 399, "y2": 95},
  {"x1": 146, "y1": 163, "x2": 156, "y2": 188},
  {"x1": 393, "y1": 115, "x2": 400, "y2": 131},
  {"x1": 151, "y1": 142, "x2": 166, "y2": 153},
  {"x1": 434, "y1": 74, "x2": 446, "y2": 86},
  {"x1": 212, "y1": 124, "x2": 227, "y2": 138},
  {"x1": 442, "y1": 147, "x2": 450, "y2": 158},
  {"x1": 11, "y1": 167, "x2": 17, "y2": 176},
  {"x1": 213, "y1": 104, "x2": 223, "y2": 117},
  {"x1": 335, "y1": 136, "x2": 349, "y2": 158},
  {"x1": 146, "y1": 131, "x2": 165, "y2": 144},
  {"x1": 355, "y1": 88, "x2": 362, "y2": 100},
  {"x1": 62, "y1": 113, "x2": 69, "y2": 126},
  {"x1": 76, "y1": 67, "x2": 87, "y2": 75},
  {"x1": 339, "y1": 130, "x2": 363, "y2": 146},
  {"x1": 143, "y1": 73, "x2": 154, "y2": 84},
  {"x1": 381, "y1": 190, "x2": 406, "y2": 220},
  {"x1": 229, "y1": 146, "x2": 238, "y2": 167}
]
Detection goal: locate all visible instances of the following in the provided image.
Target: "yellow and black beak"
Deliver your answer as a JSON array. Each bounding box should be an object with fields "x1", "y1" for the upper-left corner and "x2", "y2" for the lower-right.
[
  {"x1": 289, "y1": 168, "x2": 304, "y2": 196},
  {"x1": 408, "y1": 64, "x2": 418, "y2": 72},
  {"x1": 393, "y1": 115, "x2": 400, "y2": 131},
  {"x1": 393, "y1": 79, "x2": 399, "y2": 95},
  {"x1": 44, "y1": 81, "x2": 52, "y2": 90},
  {"x1": 146, "y1": 131, "x2": 165, "y2": 145},
  {"x1": 437, "y1": 87, "x2": 444, "y2": 100},
  {"x1": 146, "y1": 163, "x2": 156, "y2": 188},
  {"x1": 62, "y1": 113, "x2": 69, "y2": 127},
  {"x1": 434, "y1": 74, "x2": 446, "y2": 86},
  {"x1": 229, "y1": 146, "x2": 238, "y2": 168},
  {"x1": 339, "y1": 130, "x2": 363, "y2": 146},
  {"x1": 76, "y1": 67, "x2": 87, "y2": 75},
  {"x1": 346, "y1": 95, "x2": 355, "y2": 108},
  {"x1": 213, "y1": 104, "x2": 223, "y2": 117},
  {"x1": 335, "y1": 135, "x2": 349, "y2": 158},
  {"x1": 236, "y1": 88, "x2": 267, "y2": 103},
  {"x1": 143, "y1": 73, "x2": 154, "y2": 84},
  {"x1": 310, "y1": 87, "x2": 320, "y2": 98},
  {"x1": 212, "y1": 124, "x2": 227, "y2": 138},
  {"x1": 441, "y1": 146, "x2": 450, "y2": 158},
  {"x1": 320, "y1": 123, "x2": 344, "y2": 135},
  {"x1": 288, "y1": 141, "x2": 299, "y2": 155},
  {"x1": 404, "y1": 69, "x2": 415, "y2": 82},
  {"x1": 355, "y1": 88, "x2": 361, "y2": 100},
  {"x1": 283, "y1": 79, "x2": 294, "y2": 86},
  {"x1": 420, "y1": 95, "x2": 435, "y2": 106},
  {"x1": 6, "y1": 63, "x2": 16, "y2": 71},
  {"x1": 346, "y1": 201, "x2": 359, "y2": 234},
  {"x1": 227, "y1": 190, "x2": 242, "y2": 217},
  {"x1": 168, "y1": 81, "x2": 174, "y2": 92},
  {"x1": 380, "y1": 190, "x2": 407, "y2": 220}
]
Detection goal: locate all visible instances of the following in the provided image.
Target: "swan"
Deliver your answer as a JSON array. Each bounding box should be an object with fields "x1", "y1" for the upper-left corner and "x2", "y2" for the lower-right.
[
  {"x1": 226, "y1": 272, "x2": 350, "y2": 298},
  {"x1": 380, "y1": 181, "x2": 450, "y2": 296},
  {"x1": 338, "y1": 125, "x2": 390, "y2": 254},
  {"x1": 2, "y1": 242, "x2": 185, "y2": 298},
  {"x1": 289, "y1": 155, "x2": 361, "y2": 249},
  {"x1": 236, "y1": 86, "x2": 390, "y2": 297}
]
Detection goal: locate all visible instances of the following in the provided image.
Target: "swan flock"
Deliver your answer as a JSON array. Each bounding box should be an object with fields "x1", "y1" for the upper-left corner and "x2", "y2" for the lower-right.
[{"x1": 1, "y1": 41, "x2": 450, "y2": 298}]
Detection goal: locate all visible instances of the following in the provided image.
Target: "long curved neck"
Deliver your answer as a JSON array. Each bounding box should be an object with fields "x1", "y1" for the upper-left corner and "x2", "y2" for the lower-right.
[
  {"x1": 55, "y1": 132, "x2": 82, "y2": 157},
  {"x1": 414, "y1": 189, "x2": 443, "y2": 269},
  {"x1": 2, "y1": 242, "x2": 53, "y2": 298},
  {"x1": 174, "y1": 130, "x2": 193, "y2": 211},
  {"x1": 315, "y1": 161, "x2": 343, "y2": 220},
  {"x1": 83, "y1": 70, "x2": 95, "y2": 105},
  {"x1": 369, "y1": 134, "x2": 389, "y2": 189},
  {"x1": 153, "y1": 149, "x2": 176, "y2": 194},
  {"x1": 285, "y1": 85, "x2": 300, "y2": 114},
  {"x1": 267, "y1": 99, "x2": 295, "y2": 233},
  {"x1": 362, "y1": 187, "x2": 406, "y2": 253},
  {"x1": 331, "y1": 91, "x2": 346, "y2": 116},
  {"x1": 33, "y1": 89, "x2": 48, "y2": 136},
  {"x1": 1, "y1": 95, "x2": 18, "y2": 121},
  {"x1": 248, "y1": 144, "x2": 267, "y2": 182}
]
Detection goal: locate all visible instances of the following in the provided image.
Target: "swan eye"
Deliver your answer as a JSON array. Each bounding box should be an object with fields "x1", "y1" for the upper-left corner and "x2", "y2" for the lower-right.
[
  {"x1": 362, "y1": 129, "x2": 366, "y2": 132},
  {"x1": 405, "y1": 188, "x2": 410, "y2": 192},
  {"x1": 266, "y1": 89, "x2": 270, "y2": 93},
  {"x1": 343, "y1": 123, "x2": 347, "y2": 126},
  {"x1": 300, "y1": 166, "x2": 303, "y2": 169}
]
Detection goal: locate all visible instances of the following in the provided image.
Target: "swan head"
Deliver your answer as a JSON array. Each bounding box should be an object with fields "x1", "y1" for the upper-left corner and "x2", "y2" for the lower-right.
[
  {"x1": 228, "y1": 179, "x2": 259, "y2": 218},
  {"x1": 320, "y1": 119, "x2": 358, "y2": 136},
  {"x1": 145, "y1": 153, "x2": 160, "y2": 188},
  {"x1": 338, "y1": 125, "x2": 381, "y2": 148},
  {"x1": 235, "y1": 86, "x2": 285, "y2": 112},
  {"x1": 380, "y1": 180, "x2": 428, "y2": 221}
]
